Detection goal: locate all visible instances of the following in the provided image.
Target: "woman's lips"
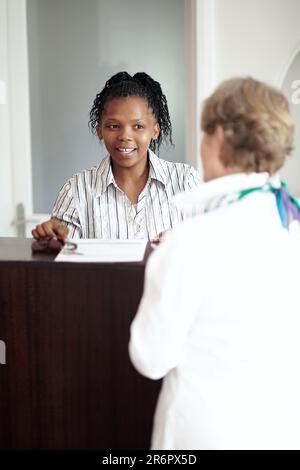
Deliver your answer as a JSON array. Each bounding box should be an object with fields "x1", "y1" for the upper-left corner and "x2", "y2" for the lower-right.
[{"x1": 115, "y1": 147, "x2": 137, "y2": 156}]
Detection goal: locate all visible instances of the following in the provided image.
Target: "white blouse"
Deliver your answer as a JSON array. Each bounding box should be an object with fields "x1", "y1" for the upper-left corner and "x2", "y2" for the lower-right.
[
  {"x1": 129, "y1": 172, "x2": 300, "y2": 450},
  {"x1": 51, "y1": 150, "x2": 201, "y2": 240}
]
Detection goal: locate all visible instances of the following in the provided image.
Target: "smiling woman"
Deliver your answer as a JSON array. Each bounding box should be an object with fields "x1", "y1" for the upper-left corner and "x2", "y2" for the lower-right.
[
  {"x1": 99, "y1": 97, "x2": 159, "y2": 169},
  {"x1": 97, "y1": 96, "x2": 160, "y2": 204},
  {"x1": 32, "y1": 72, "x2": 201, "y2": 241}
]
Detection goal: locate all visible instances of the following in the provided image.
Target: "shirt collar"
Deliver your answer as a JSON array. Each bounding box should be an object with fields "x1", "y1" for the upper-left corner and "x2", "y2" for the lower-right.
[
  {"x1": 94, "y1": 155, "x2": 116, "y2": 197},
  {"x1": 173, "y1": 172, "x2": 271, "y2": 213},
  {"x1": 148, "y1": 149, "x2": 168, "y2": 186},
  {"x1": 94, "y1": 150, "x2": 167, "y2": 197}
]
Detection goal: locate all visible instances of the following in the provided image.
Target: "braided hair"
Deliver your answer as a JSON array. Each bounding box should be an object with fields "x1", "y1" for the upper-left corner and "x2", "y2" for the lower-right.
[{"x1": 89, "y1": 71, "x2": 173, "y2": 154}]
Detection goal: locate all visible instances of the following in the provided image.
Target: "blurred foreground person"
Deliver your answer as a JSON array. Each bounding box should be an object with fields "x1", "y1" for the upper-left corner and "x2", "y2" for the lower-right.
[{"x1": 129, "y1": 77, "x2": 300, "y2": 450}]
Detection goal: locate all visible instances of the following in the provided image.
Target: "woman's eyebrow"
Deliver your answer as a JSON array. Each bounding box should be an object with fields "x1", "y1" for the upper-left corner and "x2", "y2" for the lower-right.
[{"x1": 104, "y1": 116, "x2": 146, "y2": 122}]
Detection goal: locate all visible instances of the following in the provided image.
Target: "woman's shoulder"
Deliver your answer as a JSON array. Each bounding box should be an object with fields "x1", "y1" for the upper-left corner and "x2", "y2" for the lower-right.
[
  {"x1": 58, "y1": 156, "x2": 110, "y2": 199},
  {"x1": 149, "y1": 151, "x2": 201, "y2": 187}
]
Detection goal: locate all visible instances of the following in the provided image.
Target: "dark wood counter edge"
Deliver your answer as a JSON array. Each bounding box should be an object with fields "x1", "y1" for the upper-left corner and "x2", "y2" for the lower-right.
[{"x1": 0, "y1": 239, "x2": 154, "y2": 268}]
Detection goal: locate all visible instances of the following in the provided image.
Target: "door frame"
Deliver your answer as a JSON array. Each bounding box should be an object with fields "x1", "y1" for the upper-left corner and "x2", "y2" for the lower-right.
[
  {"x1": 276, "y1": 38, "x2": 300, "y2": 88},
  {"x1": 4, "y1": 0, "x2": 48, "y2": 236},
  {"x1": 184, "y1": 0, "x2": 216, "y2": 174}
]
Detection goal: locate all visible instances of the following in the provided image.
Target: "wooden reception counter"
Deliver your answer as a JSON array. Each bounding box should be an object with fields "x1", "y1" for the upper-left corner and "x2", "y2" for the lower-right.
[{"x1": 0, "y1": 238, "x2": 160, "y2": 449}]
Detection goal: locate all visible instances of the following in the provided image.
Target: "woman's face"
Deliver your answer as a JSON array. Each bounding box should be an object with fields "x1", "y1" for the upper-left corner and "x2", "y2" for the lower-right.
[{"x1": 98, "y1": 96, "x2": 160, "y2": 171}]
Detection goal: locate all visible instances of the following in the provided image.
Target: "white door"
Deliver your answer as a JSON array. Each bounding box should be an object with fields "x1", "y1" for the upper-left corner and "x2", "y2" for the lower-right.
[
  {"x1": 1, "y1": 0, "x2": 188, "y2": 237},
  {"x1": 0, "y1": 0, "x2": 48, "y2": 237}
]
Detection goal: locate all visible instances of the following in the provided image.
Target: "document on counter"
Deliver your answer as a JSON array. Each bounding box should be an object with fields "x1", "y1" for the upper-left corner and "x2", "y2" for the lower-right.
[{"x1": 55, "y1": 239, "x2": 148, "y2": 263}]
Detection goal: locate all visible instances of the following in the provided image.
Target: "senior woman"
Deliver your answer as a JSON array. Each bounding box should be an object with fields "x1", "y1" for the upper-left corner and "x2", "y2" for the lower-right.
[{"x1": 129, "y1": 77, "x2": 300, "y2": 450}]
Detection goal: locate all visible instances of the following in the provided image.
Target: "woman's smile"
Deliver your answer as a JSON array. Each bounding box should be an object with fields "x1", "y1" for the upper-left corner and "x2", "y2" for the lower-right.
[{"x1": 115, "y1": 147, "x2": 137, "y2": 157}]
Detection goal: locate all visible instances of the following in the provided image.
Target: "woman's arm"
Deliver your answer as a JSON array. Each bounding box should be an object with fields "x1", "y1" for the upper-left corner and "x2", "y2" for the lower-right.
[
  {"x1": 32, "y1": 179, "x2": 82, "y2": 240},
  {"x1": 129, "y1": 228, "x2": 200, "y2": 380}
]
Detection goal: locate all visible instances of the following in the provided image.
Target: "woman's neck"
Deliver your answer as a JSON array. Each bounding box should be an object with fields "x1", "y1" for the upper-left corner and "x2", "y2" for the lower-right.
[{"x1": 112, "y1": 159, "x2": 150, "y2": 205}]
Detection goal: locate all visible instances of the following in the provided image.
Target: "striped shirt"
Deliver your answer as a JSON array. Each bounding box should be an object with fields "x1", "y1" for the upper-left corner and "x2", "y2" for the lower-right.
[{"x1": 51, "y1": 150, "x2": 202, "y2": 240}]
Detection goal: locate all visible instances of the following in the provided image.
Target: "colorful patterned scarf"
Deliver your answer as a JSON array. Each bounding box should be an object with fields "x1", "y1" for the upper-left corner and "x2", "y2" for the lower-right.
[{"x1": 236, "y1": 181, "x2": 300, "y2": 229}]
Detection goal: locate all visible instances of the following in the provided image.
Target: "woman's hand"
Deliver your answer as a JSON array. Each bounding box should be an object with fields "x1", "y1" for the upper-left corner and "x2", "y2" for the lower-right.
[
  {"x1": 151, "y1": 230, "x2": 170, "y2": 245},
  {"x1": 32, "y1": 218, "x2": 69, "y2": 242}
]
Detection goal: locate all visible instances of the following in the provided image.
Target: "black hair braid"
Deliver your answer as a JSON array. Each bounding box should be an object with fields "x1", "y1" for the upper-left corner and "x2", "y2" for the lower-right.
[
  {"x1": 133, "y1": 73, "x2": 173, "y2": 152},
  {"x1": 88, "y1": 71, "x2": 173, "y2": 154},
  {"x1": 105, "y1": 71, "x2": 132, "y2": 86}
]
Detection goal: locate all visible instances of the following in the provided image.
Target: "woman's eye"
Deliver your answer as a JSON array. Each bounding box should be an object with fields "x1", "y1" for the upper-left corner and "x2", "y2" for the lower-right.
[
  {"x1": 106, "y1": 124, "x2": 118, "y2": 129},
  {"x1": 134, "y1": 124, "x2": 144, "y2": 129}
]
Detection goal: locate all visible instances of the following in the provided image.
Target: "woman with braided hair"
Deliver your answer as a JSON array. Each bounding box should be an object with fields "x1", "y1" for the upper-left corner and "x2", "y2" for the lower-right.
[{"x1": 32, "y1": 72, "x2": 201, "y2": 241}]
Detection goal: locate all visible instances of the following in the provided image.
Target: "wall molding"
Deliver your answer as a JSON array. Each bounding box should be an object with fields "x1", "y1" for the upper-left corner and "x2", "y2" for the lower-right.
[
  {"x1": 7, "y1": 0, "x2": 33, "y2": 218},
  {"x1": 184, "y1": 0, "x2": 216, "y2": 172},
  {"x1": 276, "y1": 36, "x2": 300, "y2": 88}
]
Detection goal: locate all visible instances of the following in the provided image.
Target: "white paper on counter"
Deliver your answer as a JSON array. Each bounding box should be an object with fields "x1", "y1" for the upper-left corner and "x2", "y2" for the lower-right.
[{"x1": 55, "y1": 239, "x2": 148, "y2": 263}]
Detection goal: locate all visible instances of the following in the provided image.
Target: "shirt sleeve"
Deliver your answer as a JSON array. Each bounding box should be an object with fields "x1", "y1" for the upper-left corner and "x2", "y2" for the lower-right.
[
  {"x1": 129, "y1": 228, "x2": 200, "y2": 380},
  {"x1": 51, "y1": 179, "x2": 82, "y2": 238}
]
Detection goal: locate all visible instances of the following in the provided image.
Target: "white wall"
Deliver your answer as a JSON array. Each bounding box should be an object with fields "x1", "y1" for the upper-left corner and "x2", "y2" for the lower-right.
[
  {"x1": 214, "y1": 0, "x2": 300, "y2": 87},
  {"x1": 194, "y1": 0, "x2": 300, "y2": 192}
]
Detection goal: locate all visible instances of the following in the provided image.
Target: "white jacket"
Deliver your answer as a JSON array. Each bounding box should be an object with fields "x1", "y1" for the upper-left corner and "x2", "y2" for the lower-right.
[{"x1": 129, "y1": 173, "x2": 300, "y2": 450}]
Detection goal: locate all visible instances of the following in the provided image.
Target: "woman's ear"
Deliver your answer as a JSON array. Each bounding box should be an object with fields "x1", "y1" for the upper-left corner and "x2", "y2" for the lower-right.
[
  {"x1": 153, "y1": 122, "x2": 160, "y2": 140},
  {"x1": 215, "y1": 125, "x2": 225, "y2": 148},
  {"x1": 96, "y1": 124, "x2": 102, "y2": 140}
]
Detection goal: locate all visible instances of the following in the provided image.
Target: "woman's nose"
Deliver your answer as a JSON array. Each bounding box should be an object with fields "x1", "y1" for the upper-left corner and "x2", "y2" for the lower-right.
[{"x1": 118, "y1": 127, "x2": 133, "y2": 141}]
